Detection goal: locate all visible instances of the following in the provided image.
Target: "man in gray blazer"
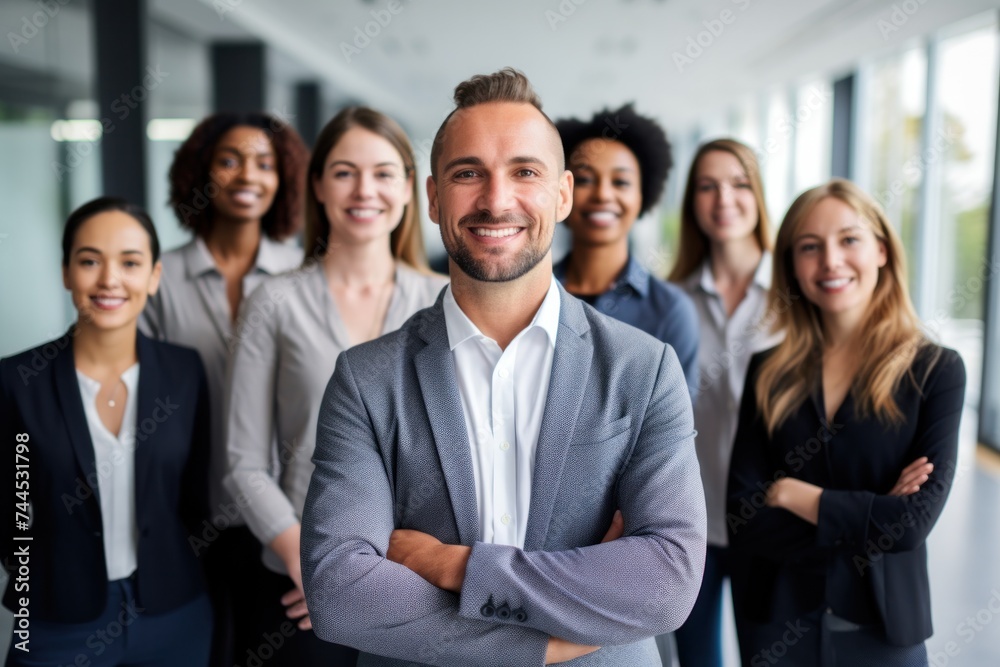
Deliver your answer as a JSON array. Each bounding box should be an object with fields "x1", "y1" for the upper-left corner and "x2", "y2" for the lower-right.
[{"x1": 301, "y1": 68, "x2": 706, "y2": 666}]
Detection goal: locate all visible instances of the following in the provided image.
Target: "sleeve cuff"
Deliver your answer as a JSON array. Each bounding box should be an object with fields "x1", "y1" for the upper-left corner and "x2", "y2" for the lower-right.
[
  {"x1": 458, "y1": 542, "x2": 532, "y2": 627},
  {"x1": 816, "y1": 489, "x2": 874, "y2": 548}
]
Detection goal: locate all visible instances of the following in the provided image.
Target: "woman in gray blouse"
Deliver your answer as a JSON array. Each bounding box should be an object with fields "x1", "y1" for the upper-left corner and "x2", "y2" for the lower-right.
[
  {"x1": 139, "y1": 112, "x2": 308, "y2": 667},
  {"x1": 224, "y1": 107, "x2": 447, "y2": 664},
  {"x1": 668, "y1": 139, "x2": 782, "y2": 667}
]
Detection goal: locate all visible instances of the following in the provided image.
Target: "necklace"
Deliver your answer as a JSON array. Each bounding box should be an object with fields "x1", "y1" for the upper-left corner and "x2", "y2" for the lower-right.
[
  {"x1": 366, "y1": 279, "x2": 394, "y2": 342},
  {"x1": 107, "y1": 378, "x2": 124, "y2": 408}
]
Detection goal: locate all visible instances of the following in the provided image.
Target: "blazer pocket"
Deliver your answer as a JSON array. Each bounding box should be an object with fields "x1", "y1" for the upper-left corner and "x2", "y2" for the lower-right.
[{"x1": 570, "y1": 414, "x2": 632, "y2": 447}]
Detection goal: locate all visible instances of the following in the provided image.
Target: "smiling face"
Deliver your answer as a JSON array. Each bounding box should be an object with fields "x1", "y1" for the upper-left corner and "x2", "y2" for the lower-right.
[
  {"x1": 792, "y1": 196, "x2": 887, "y2": 326},
  {"x1": 63, "y1": 211, "x2": 162, "y2": 333},
  {"x1": 427, "y1": 101, "x2": 572, "y2": 283},
  {"x1": 565, "y1": 138, "x2": 642, "y2": 248},
  {"x1": 209, "y1": 125, "x2": 280, "y2": 226},
  {"x1": 692, "y1": 149, "x2": 759, "y2": 245},
  {"x1": 312, "y1": 126, "x2": 413, "y2": 248}
]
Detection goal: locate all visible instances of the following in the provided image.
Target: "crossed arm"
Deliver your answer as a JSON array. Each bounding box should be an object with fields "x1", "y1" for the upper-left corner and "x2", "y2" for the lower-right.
[
  {"x1": 387, "y1": 512, "x2": 625, "y2": 663},
  {"x1": 729, "y1": 350, "x2": 966, "y2": 554},
  {"x1": 301, "y1": 346, "x2": 706, "y2": 666}
]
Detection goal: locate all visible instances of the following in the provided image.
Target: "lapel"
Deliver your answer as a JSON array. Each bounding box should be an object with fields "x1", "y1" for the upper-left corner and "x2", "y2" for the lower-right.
[
  {"x1": 412, "y1": 300, "x2": 480, "y2": 546},
  {"x1": 523, "y1": 289, "x2": 593, "y2": 551},
  {"x1": 133, "y1": 332, "x2": 158, "y2": 510},
  {"x1": 53, "y1": 330, "x2": 102, "y2": 517}
]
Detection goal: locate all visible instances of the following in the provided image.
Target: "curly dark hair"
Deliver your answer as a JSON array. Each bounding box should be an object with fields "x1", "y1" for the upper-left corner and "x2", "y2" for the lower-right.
[
  {"x1": 168, "y1": 112, "x2": 309, "y2": 240},
  {"x1": 555, "y1": 104, "x2": 673, "y2": 217}
]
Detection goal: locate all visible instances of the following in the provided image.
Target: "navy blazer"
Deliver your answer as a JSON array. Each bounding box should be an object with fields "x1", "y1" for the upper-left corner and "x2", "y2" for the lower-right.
[
  {"x1": 1, "y1": 330, "x2": 210, "y2": 623},
  {"x1": 727, "y1": 344, "x2": 966, "y2": 646}
]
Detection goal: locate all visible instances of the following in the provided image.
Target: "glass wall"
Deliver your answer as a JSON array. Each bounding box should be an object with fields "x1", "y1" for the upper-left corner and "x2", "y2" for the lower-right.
[
  {"x1": 928, "y1": 16, "x2": 999, "y2": 413},
  {"x1": 863, "y1": 46, "x2": 927, "y2": 291},
  {"x1": 0, "y1": 0, "x2": 98, "y2": 357}
]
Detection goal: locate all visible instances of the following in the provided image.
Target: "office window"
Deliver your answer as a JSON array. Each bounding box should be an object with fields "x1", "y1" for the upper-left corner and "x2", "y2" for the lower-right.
[{"x1": 865, "y1": 47, "x2": 927, "y2": 291}]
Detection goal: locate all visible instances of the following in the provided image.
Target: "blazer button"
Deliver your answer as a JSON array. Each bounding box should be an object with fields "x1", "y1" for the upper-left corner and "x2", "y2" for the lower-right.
[
  {"x1": 480, "y1": 595, "x2": 496, "y2": 618},
  {"x1": 513, "y1": 609, "x2": 528, "y2": 623},
  {"x1": 496, "y1": 603, "x2": 511, "y2": 620}
]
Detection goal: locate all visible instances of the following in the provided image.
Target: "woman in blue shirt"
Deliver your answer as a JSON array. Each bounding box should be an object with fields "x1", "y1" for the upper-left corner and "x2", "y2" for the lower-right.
[{"x1": 553, "y1": 104, "x2": 699, "y2": 396}]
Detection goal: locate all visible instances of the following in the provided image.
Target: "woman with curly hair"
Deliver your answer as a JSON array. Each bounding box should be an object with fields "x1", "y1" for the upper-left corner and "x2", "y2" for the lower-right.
[
  {"x1": 668, "y1": 138, "x2": 780, "y2": 667},
  {"x1": 553, "y1": 104, "x2": 700, "y2": 395},
  {"x1": 727, "y1": 179, "x2": 965, "y2": 666},
  {"x1": 139, "y1": 112, "x2": 309, "y2": 666},
  {"x1": 223, "y1": 106, "x2": 447, "y2": 664}
]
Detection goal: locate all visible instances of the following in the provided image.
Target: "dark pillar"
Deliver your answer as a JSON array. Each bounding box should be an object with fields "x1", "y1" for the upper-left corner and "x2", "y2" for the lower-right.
[
  {"x1": 94, "y1": 0, "x2": 148, "y2": 207},
  {"x1": 212, "y1": 42, "x2": 265, "y2": 113},
  {"x1": 831, "y1": 74, "x2": 855, "y2": 180},
  {"x1": 294, "y1": 81, "x2": 322, "y2": 147},
  {"x1": 979, "y1": 63, "x2": 1000, "y2": 453}
]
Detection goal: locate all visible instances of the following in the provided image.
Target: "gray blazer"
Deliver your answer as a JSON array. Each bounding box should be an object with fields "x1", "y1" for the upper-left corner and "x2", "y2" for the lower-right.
[{"x1": 301, "y1": 284, "x2": 707, "y2": 666}]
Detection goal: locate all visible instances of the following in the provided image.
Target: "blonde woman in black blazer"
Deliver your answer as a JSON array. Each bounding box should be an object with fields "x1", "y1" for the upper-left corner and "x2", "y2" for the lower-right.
[
  {"x1": 1, "y1": 198, "x2": 211, "y2": 666},
  {"x1": 727, "y1": 180, "x2": 965, "y2": 667}
]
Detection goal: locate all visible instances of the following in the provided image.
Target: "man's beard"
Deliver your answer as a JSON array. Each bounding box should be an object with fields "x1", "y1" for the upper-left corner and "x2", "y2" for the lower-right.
[{"x1": 443, "y1": 211, "x2": 551, "y2": 283}]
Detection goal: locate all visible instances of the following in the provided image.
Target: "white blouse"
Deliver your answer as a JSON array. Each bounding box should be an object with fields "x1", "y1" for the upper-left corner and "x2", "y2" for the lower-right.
[{"x1": 76, "y1": 363, "x2": 140, "y2": 581}]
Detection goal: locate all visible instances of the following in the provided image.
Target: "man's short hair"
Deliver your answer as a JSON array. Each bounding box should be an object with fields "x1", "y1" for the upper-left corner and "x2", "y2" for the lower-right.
[{"x1": 430, "y1": 68, "x2": 560, "y2": 179}]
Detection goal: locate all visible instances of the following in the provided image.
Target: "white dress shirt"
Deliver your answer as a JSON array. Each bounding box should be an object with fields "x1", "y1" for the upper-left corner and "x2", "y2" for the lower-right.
[
  {"x1": 76, "y1": 363, "x2": 140, "y2": 580},
  {"x1": 442, "y1": 277, "x2": 561, "y2": 548},
  {"x1": 679, "y1": 253, "x2": 783, "y2": 546}
]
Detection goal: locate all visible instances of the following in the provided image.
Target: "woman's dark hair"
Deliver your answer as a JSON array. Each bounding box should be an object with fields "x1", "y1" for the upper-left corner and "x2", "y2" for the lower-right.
[
  {"x1": 62, "y1": 197, "x2": 161, "y2": 266},
  {"x1": 169, "y1": 112, "x2": 309, "y2": 240},
  {"x1": 554, "y1": 103, "x2": 673, "y2": 217},
  {"x1": 304, "y1": 106, "x2": 429, "y2": 271}
]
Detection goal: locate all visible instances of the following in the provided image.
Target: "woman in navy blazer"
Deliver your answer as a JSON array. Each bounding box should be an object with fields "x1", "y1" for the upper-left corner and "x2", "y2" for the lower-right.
[
  {"x1": 1, "y1": 198, "x2": 212, "y2": 666},
  {"x1": 727, "y1": 180, "x2": 965, "y2": 666}
]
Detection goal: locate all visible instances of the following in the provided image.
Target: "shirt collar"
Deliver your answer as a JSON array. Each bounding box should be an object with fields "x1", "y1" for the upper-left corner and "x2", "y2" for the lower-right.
[
  {"x1": 184, "y1": 235, "x2": 296, "y2": 279},
  {"x1": 553, "y1": 253, "x2": 649, "y2": 297},
  {"x1": 76, "y1": 363, "x2": 140, "y2": 396},
  {"x1": 621, "y1": 255, "x2": 650, "y2": 296},
  {"x1": 443, "y1": 275, "x2": 561, "y2": 351}
]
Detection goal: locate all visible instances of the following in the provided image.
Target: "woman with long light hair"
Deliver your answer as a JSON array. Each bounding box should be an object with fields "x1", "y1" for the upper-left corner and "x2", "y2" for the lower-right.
[
  {"x1": 727, "y1": 179, "x2": 965, "y2": 666},
  {"x1": 669, "y1": 138, "x2": 780, "y2": 667},
  {"x1": 224, "y1": 106, "x2": 447, "y2": 664}
]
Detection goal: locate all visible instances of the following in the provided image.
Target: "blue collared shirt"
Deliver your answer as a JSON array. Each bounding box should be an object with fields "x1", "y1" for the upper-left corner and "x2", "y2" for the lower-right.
[{"x1": 554, "y1": 254, "x2": 700, "y2": 399}]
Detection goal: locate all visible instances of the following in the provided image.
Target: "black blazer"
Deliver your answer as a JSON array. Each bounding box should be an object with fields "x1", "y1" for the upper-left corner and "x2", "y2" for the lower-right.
[
  {"x1": 1, "y1": 330, "x2": 210, "y2": 623},
  {"x1": 727, "y1": 344, "x2": 965, "y2": 647}
]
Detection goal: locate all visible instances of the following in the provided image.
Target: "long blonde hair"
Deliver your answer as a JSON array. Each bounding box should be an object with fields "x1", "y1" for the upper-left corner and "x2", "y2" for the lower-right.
[
  {"x1": 756, "y1": 178, "x2": 932, "y2": 434},
  {"x1": 669, "y1": 138, "x2": 773, "y2": 282}
]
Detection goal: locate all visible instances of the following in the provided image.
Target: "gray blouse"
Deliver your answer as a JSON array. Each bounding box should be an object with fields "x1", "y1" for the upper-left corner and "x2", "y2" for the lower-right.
[
  {"x1": 224, "y1": 261, "x2": 448, "y2": 573},
  {"x1": 679, "y1": 252, "x2": 783, "y2": 547},
  {"x1": 139, "y1": 236, "x2": 303, "y2": 523}
]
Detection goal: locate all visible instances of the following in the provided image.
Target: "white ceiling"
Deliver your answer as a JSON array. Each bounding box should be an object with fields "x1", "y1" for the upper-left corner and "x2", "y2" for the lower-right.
[{"x1": 144, "y1": 0, "x2": 998, "y2": 140}]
